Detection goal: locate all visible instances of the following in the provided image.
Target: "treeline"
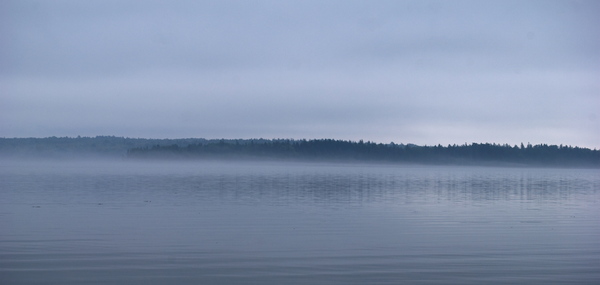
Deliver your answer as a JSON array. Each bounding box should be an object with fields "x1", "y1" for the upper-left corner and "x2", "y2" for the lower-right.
[
  {"x1": 2, "y1": 136, "x2": 598, "y2": 167},
  {"x1": 127, "y1": 139, "x2": 600, "y2": 167},
  {"x1": 0, "y1": 136, "x2": 211, "y2": 158}
]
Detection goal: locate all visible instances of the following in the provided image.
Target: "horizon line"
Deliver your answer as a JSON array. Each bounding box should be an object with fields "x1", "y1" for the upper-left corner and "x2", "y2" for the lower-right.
[{"x1": 1, "y1": 135, "x2": 597, "y2": 150}]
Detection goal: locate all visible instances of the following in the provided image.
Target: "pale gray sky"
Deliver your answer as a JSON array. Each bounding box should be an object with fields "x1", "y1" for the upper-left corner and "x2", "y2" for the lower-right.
[{"x1": 1, "y1": 0, "x2": 599, "y2": 148}]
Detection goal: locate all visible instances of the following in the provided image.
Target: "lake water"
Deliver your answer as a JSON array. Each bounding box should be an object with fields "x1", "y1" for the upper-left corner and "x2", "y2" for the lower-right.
[{"x1": 1, "y1": 160, "x2": 599, "y2": 284}]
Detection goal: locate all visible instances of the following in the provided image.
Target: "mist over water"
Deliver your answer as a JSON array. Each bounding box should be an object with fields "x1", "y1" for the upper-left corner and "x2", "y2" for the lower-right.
[{"x1": 1, "y1": 160, "x2": 599, "y2": 284}]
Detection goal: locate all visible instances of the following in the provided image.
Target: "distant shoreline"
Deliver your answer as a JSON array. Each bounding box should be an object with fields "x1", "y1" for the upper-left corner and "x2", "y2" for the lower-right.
[{"x1": 1, "y1": 136, "x2": 598, "y2": 168}]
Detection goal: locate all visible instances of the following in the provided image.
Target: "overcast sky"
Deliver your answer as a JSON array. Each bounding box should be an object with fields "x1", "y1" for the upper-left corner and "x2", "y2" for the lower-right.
[{"x1": 1, "y1": 0, "x2": 599, "y2": 148}]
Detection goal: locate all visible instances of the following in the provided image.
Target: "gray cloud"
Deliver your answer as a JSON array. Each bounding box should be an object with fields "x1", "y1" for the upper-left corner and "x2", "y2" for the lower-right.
[{"x1": 1, "y1": 0, "x2": 599, "y2": 148}]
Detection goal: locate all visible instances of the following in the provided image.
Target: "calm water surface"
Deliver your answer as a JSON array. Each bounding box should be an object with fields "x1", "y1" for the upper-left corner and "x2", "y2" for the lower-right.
[{"x1": 1, "y1": 160, "x2": 599, "y2": 284}]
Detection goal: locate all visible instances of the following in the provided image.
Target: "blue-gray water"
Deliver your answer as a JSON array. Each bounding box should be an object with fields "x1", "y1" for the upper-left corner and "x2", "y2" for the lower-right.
[{"x1": 1, "y1": 160, "x2": 599, "y2": 284}]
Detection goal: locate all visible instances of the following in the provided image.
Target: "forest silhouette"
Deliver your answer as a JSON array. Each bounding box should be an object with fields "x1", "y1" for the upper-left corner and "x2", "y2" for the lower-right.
[
  {"x1": 126, "y1": 138, "x2": 599, "y2": 167},
  {"x1": 1, "y1": 136, "x2": 598, "y2": 167}
]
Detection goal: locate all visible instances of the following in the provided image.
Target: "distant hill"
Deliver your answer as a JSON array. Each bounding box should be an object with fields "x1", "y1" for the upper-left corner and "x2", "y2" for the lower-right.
[{"x1": 1, "y1": 136, "x2": 598, "y2": 167}]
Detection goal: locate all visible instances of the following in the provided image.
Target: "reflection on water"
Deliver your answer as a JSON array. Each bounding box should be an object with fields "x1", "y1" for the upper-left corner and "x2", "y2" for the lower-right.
[{"x1": 1, "y1": 160, "x2": 599, "y2": 284}]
